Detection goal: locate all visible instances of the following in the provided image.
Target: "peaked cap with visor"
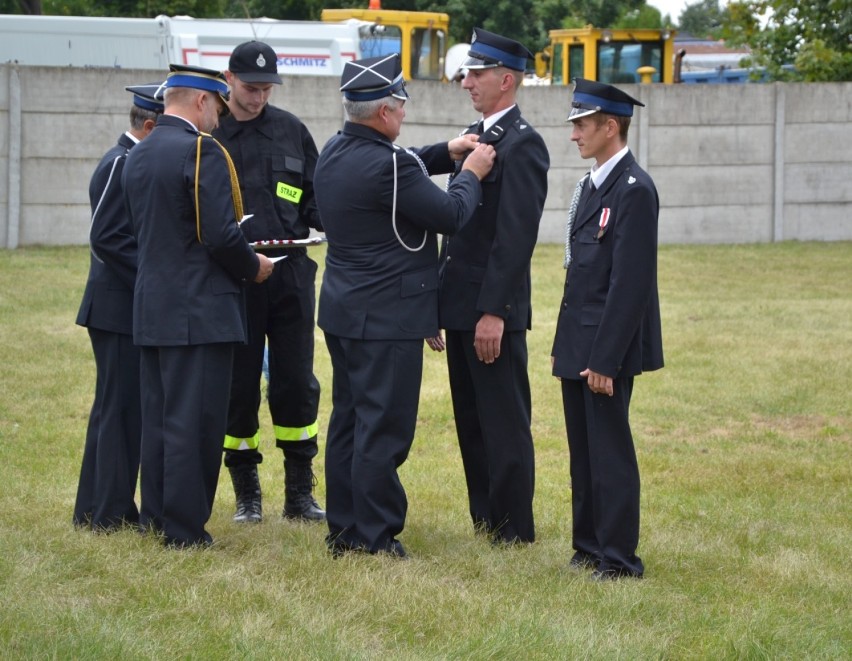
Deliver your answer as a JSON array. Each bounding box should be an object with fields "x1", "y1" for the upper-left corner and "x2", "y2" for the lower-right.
[{"x1": 340, "y1": 54, "x2": 410, "y2": 102}]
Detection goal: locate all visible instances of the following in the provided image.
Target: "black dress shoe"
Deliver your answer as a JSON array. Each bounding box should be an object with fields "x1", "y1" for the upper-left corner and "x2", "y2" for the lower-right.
[
  {"x1": 328, "y1": 540, "x2": 365, "y2": 559},
  {"x1": 568, "y1": 551, "x2": 601, "y2": 570},
  {"x1": 164, "y1": 533, "x2": 214, "y2": 549},
  {"x1": 590, "y1": 566, "x2": 643, "y2": 581},
  {"x1": 373, "y1": 539, "x2": 408, "y2": 559}
]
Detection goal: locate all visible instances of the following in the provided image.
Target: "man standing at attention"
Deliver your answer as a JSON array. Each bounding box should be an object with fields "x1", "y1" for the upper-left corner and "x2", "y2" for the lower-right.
[
  {"x1": 315, "y1": 54, "x2": 495, "y2": 558},
  {"x1": 123, "y1": 64, "x2": 274, "y2": 547},
  {"x1": 552, "y1": 78, "x2": 663, "y2": 580},
  {"x1": 74, "y1": 83, "x2": 163, "y2": 531},
  {"x1": 214, "y1": 41, "x2": 325, "y2": 524},
  {"x1": 437, "y1": 28, "x2": 550, "y2": 545}
]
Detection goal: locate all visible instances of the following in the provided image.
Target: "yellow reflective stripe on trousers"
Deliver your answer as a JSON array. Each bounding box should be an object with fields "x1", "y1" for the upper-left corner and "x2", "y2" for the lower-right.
[
  {"x1": 274, "y1": 421, "x2": 319, "y2": 442},
  {"x1": 223, "y1": 431, "x2": 261, "y2": 451}
]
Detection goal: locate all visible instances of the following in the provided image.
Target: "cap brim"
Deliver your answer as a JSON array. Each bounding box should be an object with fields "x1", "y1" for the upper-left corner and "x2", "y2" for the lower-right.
[
  {"x1": 462, "y1": 55, "x2": 499, "y2": 70},
  {"x1": 568, "y1": 106, "x2": 599, "y2": 121},
  {"x1": 234, "y1": 72, "x2": 282, "y2": 84}
]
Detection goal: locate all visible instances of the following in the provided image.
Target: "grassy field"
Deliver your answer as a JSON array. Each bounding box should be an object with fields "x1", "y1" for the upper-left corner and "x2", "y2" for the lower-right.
[{"x1": 0, "y1": 242, "x2": 849, "y2": 659}]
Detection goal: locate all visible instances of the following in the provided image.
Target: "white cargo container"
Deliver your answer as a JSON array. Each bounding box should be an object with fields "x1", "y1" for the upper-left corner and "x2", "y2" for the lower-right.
[{"x1": 0, "y1": 14, "x2": 366, "y2": 76}]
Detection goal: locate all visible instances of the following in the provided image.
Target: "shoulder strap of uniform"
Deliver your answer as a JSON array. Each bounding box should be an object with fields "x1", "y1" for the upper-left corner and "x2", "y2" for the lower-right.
[{"x1": 194, "y1": 133, "x2": 244, "y2": 243}]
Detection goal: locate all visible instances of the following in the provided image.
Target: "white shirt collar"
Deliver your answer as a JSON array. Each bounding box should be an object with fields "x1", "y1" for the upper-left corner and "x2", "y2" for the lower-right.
[
  {"x1": 481, "y1": 105, "x2": 516, "y2": 132},
  {"x1": 124, "y1": 131, "x2": 140, "y2": 145},
  {"x1": 589, "y1": 145, "x2": 629, "y2": 189}
]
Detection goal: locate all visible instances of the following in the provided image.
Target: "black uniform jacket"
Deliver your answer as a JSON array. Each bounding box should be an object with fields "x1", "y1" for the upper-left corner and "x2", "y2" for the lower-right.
[
  {"x1": 213, "y1": 105, "x2": 322, "y2": 241},
  {"x1": 316, "y1": 121, "x2": 483, "y2": 341},
  {"x1": 122, "y1": 114, "x2": 260, "y2": 347},
  {"x1": 551, "y1": 150, "x2": 664, "y2": 379},
  {"x1": 439, "y1": 105, "x2": 550, "y2": 332},
  {"x1": 77, "y1": 133, "x2": 137, "y2": 335}
]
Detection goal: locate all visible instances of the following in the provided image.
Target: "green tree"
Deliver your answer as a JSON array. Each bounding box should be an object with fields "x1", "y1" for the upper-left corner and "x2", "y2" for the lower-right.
[
  {"x1": 41, "y1": 0, "x2": 226, "y2": 17},
  {"x1": 1, "y1": 0, "x2": 41, "y2": 12},
  {"x1": 678, "y1": 0, "x2": 725, "y2": 38},
  {"x1": 722, "y1": 0, "x2": 852, "y2": 81},
  {"x1": 614, "y1": 3, "x2": 663, "y2": 29}
]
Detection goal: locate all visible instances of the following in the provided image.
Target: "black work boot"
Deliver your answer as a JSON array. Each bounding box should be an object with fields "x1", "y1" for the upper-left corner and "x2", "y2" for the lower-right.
[
  {"x1": 228, "y1": 463, "x2": 262, "y2": 523},
  {"x1": 282, "y1": 461, "x2": 325, "y2": 521}
]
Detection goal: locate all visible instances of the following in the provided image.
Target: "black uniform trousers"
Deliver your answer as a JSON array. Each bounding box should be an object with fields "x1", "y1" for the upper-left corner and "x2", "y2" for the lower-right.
[
  {"x1": 445, "y1": 328, "x2": 535, "y2": 543},
  {"x1": 139, "y1": 343, "x2": 233, "y2": 546},
  {"x1": 73, "y1": 328, "x2": 141, "y2": 529},
  {"x1": 323, "y1": 333, "x2": 422, "y2": 553},
  {"x1": 561, "y1": 376, "x2": 644, "y2": 576},
  {"x1": 225, "y1": 253, "x2": 320, "y2": 468}
]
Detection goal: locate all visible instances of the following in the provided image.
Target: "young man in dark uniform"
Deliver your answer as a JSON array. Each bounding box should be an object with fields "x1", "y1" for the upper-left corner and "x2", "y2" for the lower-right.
[
  {"x1": 123, "y1": 64, "x2": 274, "y2": 547},
  {"x1": 315, "y1": 54, "x2": 495, "y2": 558},
  {"x1": 552, "y1": 78, "x2": 664, "y2": 580},
  {"x1": 437, "y1": 29, "x2": 550, "y2": 545},
  {"x1": 213, "y1": 41, "x2": 325, "y2": 523},
  {"x1": 74, "y1": 83, "x2": 163, "y2": 531}
]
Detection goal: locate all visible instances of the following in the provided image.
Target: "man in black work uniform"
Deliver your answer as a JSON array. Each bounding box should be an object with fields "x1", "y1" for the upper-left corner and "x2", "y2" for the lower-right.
[
  {"x1": 74, "y1": 83, "x2": 163, "y2": 531},
  {"x1": 552, "y1": 79, "x2": 663, "y2": 580},
  {"x1": 315, "y1": 54, "x2": 495, "y2": 558},
  {"x1": 438, "y1": 29, "x2": 550, "y2": 545},
  {"x1": 123, "y1": 64, "x2": 274, "y2": 547},
  {"x1": 213, "y1": 41, "x2": 325, "y2": 524}
]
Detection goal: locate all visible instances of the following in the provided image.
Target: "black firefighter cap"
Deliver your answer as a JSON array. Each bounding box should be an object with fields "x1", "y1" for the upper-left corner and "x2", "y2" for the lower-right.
[
  {"x1": 463, "y1": 28, "x2": 533, "y2": 72},
  {"x1": 569, "y1": 78, "x2": 645, "y2": 120},
  {"x1": 229, "y1": 41, "x2": 282, "y2": 85},
  {"x1": 340, "y1": 54, "x2": 409, "y2": 102}
]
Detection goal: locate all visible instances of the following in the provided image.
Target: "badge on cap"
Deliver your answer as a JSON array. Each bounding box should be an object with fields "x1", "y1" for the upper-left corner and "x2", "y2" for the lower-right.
[
  {"x1": 256, "y1": 53, "x2": 266, "y2": 68},
  {"x1": 340, "y1": 54, "x2": 409, "y2": 102}
]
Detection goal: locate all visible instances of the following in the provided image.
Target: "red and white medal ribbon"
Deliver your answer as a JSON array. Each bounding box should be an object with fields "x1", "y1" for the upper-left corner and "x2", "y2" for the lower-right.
[{"x1": 598, "y1": 208, "x2": 610, "y2": 232}]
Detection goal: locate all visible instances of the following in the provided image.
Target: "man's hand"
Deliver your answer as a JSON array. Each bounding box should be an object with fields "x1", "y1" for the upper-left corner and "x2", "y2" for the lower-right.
[
  {"x1": 474, "y1": 313, "x2": 504, "y2": 364},
  {"x1": 448, "y1": 133, "x2": 479, "y2": 160},
  {"x1": 580, "y1": 368, "x2": 614, "y2": 396},
  {"x1": 253, "y1": 253, "x2": 274, "y2": 283},
  {"x1": 462, "y1": 143, "x2": 496, "y2": 181},
  {"x1": 426, "y1": 332, "x2": 445, "y2": 352}
]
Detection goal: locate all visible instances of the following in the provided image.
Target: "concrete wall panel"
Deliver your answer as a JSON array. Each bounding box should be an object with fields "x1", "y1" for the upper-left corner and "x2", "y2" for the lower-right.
[
  {"x1": 24, "y1": 112, "x2": 126, "y2": 159},
  {"x1": 660, "y1": 204, "x2": 773, "y2": 243},
  {"x1": 785, "y1": 82, "x2": 852, "y2": 123},
  {"x1": 649, "y1": 83, "x2": 776, "y2": 126},
  {"x1": 785, "y1": 123, "x2": 852, "y2": 164},
  {"x1": 2, "y1": 66, "x2": 851, "y2": 247},
  {"x1": 654, "y1": 164, "x2": 774, "y2": 207},
  {"x1": 20, "y1": 203, "x2": 90, "y2": 245},
  {"x1": 785, "y1": 163, "x2": 852, "y2": 203},
  {"x1": 649, "y1": 125, "x2": 774, "y2": 166},
  {"x1": 784, "y1": 203, "x2": 852, "y2": 240},
  {"x1": 22, "y1": 157, "x2": 90, "y2": 204}
]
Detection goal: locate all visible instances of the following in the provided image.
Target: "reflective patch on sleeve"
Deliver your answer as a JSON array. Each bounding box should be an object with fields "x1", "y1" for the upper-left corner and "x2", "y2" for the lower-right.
[{"x1": 276, "y1": 182, "x2": 303, "y2": 203}]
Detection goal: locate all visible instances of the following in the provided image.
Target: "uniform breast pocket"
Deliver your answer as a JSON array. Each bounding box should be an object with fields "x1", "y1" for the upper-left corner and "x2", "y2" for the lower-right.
[{"x1": 272, "y1": 155, "x2": 305, "y2": 206}]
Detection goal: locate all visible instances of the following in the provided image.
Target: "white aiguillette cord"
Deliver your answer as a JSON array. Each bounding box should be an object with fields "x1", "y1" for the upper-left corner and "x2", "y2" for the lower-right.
[{"x1": 392, "y1": 151, "x2": 427, "y2": 252}]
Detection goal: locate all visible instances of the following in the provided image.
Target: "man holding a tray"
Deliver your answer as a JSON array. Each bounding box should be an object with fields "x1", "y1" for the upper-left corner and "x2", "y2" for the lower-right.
[{"x1": 213, "y1": 40, "x2": 326, "y2": 524}]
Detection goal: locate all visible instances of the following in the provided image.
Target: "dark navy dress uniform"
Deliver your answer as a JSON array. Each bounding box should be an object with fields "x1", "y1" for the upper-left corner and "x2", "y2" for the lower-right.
[
  {"x1": 552, "y1": 79, "x2": 664, "y2": 578},
  {"x1": 315, "y1": 55, "x2": 486, "y2": 555},
  {"x1": 74, "y1": 83, "x2": 163, "y2": 531},
  {"x1": 438, "y1": 29, "x2": 550, "y2": 544},
  {"x1": 74, "y1": 132, "x2": 142, "y2": 529},
  {"x1": 214, "y1": 103, "x2": 323, "y2": 476},
  {"x1": 122, "y1": 67, "x2": 261, "y2": 547}
]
